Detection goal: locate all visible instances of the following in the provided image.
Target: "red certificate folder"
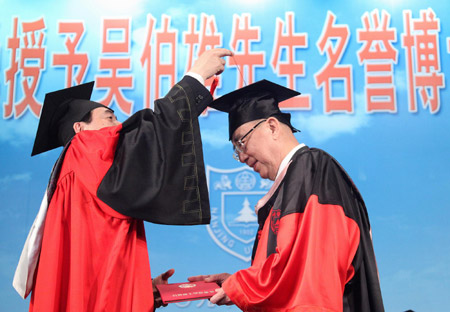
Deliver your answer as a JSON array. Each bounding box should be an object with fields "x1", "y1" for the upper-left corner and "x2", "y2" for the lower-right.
[{"x1": 156, "y1": 281, "x2": 219, "y2": 304}]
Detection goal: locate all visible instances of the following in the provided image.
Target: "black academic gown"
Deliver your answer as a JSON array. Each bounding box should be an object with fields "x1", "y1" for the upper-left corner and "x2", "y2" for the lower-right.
[{"x1": 98, "y1": 75, "x2": 211, "y2": 224}]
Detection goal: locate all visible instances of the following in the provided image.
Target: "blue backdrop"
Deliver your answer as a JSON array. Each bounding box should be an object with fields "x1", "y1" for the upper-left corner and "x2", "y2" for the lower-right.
[{"x1": 1, "y1": 0, "x2": 449, "y2": 311}]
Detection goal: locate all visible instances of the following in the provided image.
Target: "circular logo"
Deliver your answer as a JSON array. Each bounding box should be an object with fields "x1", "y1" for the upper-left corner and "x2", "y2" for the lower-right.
[
  {"x1": 235, "y1": 171, "x2": 256, "y2": 191},
  {"x1": 178, "y1": 283, "x2": 196, "y2": 288}
]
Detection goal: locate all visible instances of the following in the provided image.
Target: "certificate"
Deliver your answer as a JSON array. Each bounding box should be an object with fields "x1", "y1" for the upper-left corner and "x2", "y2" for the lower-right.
[{"x1": 156, "y1": 281, "x2": 219, "y2": 304}]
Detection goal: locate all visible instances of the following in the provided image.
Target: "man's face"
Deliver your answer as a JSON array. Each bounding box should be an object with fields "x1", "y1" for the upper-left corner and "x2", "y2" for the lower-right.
[
  {"x1": 81, "y1": 107, "x2": 121, "y2": 131},
  {"x1": 232, "y1": 119, "x2": 278, "y2": 181}
]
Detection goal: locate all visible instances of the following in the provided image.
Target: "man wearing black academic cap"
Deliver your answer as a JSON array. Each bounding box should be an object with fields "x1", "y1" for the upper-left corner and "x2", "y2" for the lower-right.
[
  {"x1": 190, "y1": 80, "x2": 384, "y2": 312},
  {"x1": 13, "y1": 48, "x2": 232, "y2": 312}
]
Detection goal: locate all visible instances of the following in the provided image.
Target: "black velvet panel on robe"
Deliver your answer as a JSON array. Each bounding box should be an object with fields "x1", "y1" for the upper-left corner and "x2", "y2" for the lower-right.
[{"x1": 97, "y1": 76, "x2": 212, "y2": 225}]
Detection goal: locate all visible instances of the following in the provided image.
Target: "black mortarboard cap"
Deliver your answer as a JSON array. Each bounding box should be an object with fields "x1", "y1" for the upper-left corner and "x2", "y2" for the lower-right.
[
  {"x1": 209, "y1": 79, "x2": 301, "y2": 140},
  {"x1": 31, "y1": 81, "x2": 109, "y2": 156}
]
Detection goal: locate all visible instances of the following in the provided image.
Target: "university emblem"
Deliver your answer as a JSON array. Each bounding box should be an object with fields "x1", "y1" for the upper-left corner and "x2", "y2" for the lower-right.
[
  {"x1": 270, "y1": 208, "x2": 281, "y2": 235},
  {"x1": 206, "y1": 165, "x2": 273, "y2": 262}
]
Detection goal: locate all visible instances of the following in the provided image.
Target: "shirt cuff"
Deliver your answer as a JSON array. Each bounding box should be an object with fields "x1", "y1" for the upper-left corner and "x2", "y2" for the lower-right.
[{"x1": 185, "y1": 72, "x2": 205, "y2": 86}]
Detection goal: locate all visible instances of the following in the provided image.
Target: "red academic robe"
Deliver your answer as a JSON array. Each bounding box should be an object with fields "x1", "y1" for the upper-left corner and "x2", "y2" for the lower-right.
[
  {"x1": 222, "y1": 147, "x2": 384, "y2": 312},
  {"x1": 28, "y1": 76, "x2": 212, "y2": 311},
  {"x1": 30, "y1": 124, "x2": 154, "y2": 311}
]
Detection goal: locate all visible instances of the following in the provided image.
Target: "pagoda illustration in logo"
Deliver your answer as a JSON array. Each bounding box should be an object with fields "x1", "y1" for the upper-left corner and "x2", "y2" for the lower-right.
[{"x1": 231, "y1": 197, "x2": 257, "y2": 225}]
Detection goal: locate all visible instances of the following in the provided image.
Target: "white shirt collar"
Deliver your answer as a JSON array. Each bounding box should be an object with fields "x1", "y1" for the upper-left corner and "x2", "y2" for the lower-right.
[
  {"x1": 274, "y1": 143, "x2": 305, "y2": 181},
  {"x1": 254, "y1": 143, "x2": 305, "y2": 213}
]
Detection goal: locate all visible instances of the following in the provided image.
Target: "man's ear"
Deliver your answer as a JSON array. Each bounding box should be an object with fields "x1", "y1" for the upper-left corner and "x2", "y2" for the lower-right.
[
  {"x1": 73, "y1": 122, "x2": 83, "y2": 134},
  {"x1": 266, "y1": 117, "x2": 280, "y2": 138}
]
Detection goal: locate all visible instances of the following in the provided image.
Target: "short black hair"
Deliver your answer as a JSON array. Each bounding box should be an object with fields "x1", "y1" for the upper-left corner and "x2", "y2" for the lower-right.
[{"x1": 80, "y1": 110, "x2": 93, "y2": 123}]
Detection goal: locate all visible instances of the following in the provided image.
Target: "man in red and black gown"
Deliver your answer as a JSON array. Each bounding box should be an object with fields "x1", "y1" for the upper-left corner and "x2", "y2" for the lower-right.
[
  {"x1": 190, "y1": 80, "x2": 384, "y2": 312},
  {"x1": 13, "y1": 48, "x2": 232, "y2": 312}
]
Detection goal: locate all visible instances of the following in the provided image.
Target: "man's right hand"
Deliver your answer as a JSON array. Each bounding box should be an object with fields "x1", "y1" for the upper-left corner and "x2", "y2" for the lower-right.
[
  {"x1": 189, "y1": 48, "x2": 233, "y2": 81},
  {"x1": 188, "y1": 273, "x2": 233, "y2": 306}
]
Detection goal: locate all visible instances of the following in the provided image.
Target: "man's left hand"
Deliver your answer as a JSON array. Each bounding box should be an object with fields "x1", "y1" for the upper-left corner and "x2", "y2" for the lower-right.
[{"x1": 152, "y1": 268, "x2": 175, "y2": 309}]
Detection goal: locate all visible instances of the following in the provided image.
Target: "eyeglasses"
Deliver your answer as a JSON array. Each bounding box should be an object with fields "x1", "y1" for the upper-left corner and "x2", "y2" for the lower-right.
[{"x1": 232, "y1": 119, "x2": 267, "y2": 161}]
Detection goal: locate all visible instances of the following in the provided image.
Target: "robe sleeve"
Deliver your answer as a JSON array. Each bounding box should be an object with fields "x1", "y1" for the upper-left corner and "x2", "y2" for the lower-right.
[
  {"x1": 97, "y1": 76, "x2": 212, "y2": 225},
  {"x1": 222, "y1": 150, "x2": 362, "y2": 312}
]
